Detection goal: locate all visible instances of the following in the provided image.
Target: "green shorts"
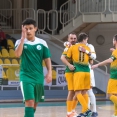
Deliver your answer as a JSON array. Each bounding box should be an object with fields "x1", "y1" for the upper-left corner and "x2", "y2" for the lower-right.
[{"x1": 20, "y1": 82, "x2": 44, "y2": 103}]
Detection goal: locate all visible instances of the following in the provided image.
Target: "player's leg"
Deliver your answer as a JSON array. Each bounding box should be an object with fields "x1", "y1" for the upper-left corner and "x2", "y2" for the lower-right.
[
  {"x1": 87, "y1": 89, "x2": 98, "y2": 117},
  {"x1": 74, "y1": 72, "x2": 91, "y2": 115},
  {"x1": 113, "y1": 103, "x2": 117, "y2": 117},
  {"x1": 34, "y1": 103, "x2": 38, "y2": 113},
  {"x1": 20, "y1": 82, "x2": 35, "y2": 117},
  {"x1": 107, "y1": 79, "x2": 117, "y2": 117},
  {"x1": 88, "y1": 68, "x2": 98, "y2": 117},
  {"x1": 75, "y1": 72, "x2": 92, "y2": 117},
  {"x1": 65, "y1": 72, "x2": 77, "y2": 117},
  {"x1": 33, "y1": 83, "x2": 45, "y2": 115},
  {"x1": 72, "y1": 95, "x2": 78, "y2": 114}
]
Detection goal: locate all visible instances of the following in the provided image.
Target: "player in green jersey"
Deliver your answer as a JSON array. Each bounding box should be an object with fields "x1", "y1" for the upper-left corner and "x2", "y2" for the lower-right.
[{"x1": 15, "y1": 18, "x2": 52, "y2": 117}]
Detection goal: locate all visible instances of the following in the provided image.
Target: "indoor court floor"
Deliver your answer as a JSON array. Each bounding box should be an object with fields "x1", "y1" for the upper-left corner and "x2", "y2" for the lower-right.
[{"x1": 0, "y1": 101, "x2": 114, "y2": 117}]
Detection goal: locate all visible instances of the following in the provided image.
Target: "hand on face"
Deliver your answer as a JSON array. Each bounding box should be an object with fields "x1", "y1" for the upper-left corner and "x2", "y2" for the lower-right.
[{"x1": 21, "y1": 25, "x2": 27, "y2": 40}]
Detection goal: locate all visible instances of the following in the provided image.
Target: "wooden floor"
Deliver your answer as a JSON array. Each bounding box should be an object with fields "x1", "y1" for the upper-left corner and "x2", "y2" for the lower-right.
[{"x1": 0, "y1": 101, "x2": 114, "y2": 117}]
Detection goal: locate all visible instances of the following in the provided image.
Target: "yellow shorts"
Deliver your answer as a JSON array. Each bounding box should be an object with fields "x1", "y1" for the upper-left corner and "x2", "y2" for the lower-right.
[
  {"x1": 107, "y1": 79, "x2": 117, "y2": 94},
  {"x1": 65, "y1": 72, "x2": 74, "y2": 90},
  {"x1": 73, "y1": 72, "x2": 90, "y2": 91}
]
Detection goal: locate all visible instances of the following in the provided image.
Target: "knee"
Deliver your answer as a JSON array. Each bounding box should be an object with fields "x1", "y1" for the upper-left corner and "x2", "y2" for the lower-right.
[
  {"x1": 25, "y1": 100, "x2": 35, "y2": 107},
  {"x1": 108, "y1": 94, "x2": 113, "y2": 99},
  {"x1": 69, "y1": 90, "x2": 75, "y2": 97}
]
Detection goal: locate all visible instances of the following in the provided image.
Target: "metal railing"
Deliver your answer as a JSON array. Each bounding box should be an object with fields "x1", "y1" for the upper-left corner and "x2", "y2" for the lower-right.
[
  {"x1": 37, "y1": 9, "x2": 46, "y2": 31},
  {"x1": 59, "y1": 0, "x2": 78, "y2": 32},
  {"x1": 109, "y1": 0, "x2": 117, "y2": 13},
  {"x1": 0, "y1": 60, "x2": 108, "y2": 91},
  {"x1": 79, "y1": 0, "x2": 106, "y2": 14},
  {"x1": 37, "y1": 30, "x2": 64, "y2": 44},
  {"x1": 0, "y1": 0, "x2": 12, "y2": 10},
  {"x1": 60, "y1": 0, "x2": 77, "y2": 25},
  {"x1": 0, "y1": 8, "x2": 35, "y2": 30},
  {"x1": 37, "y1": 9, "x2": 58, "y2": 35}
]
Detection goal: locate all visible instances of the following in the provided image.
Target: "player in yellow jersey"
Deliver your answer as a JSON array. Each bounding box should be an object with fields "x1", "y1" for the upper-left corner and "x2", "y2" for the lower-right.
[
  {"x1": 92, "y1": 34, "x2": 117, "y2": 117},
  {"x1": 67, "y1": 32, "x2": 92, "y2": 117},
  {"x1": 61, "y1": 32, "x2": 78, "y2": 117},
  {"x1": 78, "y1": 43, "x2": 98, "y2": 117}
]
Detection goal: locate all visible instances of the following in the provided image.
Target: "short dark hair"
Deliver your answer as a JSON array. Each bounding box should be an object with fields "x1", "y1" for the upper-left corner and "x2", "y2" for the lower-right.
[
  {"x1": 68, "y1": 32, "x2": 77, "y2": 38},
  {"x1": 78, "y1": 32, "x2": 89, "y2": 42},
  {"x1": 22, "y1": 18, "x2": 37, "y2": 27},
  {"x1": 113, "y1": 34, "x2": 117, "y2": 41}
]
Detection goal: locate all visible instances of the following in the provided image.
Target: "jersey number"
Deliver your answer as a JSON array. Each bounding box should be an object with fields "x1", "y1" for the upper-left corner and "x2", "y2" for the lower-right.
[{"x1": 79, "y1": 51, "x2": 84, "y2": 62}]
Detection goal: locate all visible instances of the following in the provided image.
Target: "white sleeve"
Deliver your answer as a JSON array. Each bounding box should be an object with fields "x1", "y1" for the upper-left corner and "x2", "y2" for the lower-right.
[
  {"x1": 15, "y1": 39, "x2": 21, "y2": 48},
  {"x1": 88, "y1": 44, "x2": 96, "y2": 60}
]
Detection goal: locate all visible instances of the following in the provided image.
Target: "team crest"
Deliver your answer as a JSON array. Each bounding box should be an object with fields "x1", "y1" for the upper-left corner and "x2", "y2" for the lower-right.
[
  {"x1": 24, "y1": 45, "x2": 27, "y2": 49},
  {"x1": 37, "y1": 45, "x2": 41, "y2": 50}
]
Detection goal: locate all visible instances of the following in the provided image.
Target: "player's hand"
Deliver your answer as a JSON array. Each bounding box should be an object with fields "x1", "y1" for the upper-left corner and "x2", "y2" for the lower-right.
[
  {"x1": 68, "y1": 64, "x2": 75, "y2": 71},
  {"x1": 91, "y1": 64, "x2": 98, "y2": 69},
  {"x1": 110, "y1": 48, "x2": 115, "y2": 52},
  {"x1": 79, "y1": 46, "x2": 86, "y2": 52},
  {"x1": 64, "y1": 41, "x2": 71, "y2": 47},
  {"x1": 45, "y1": 72, "x2": 52, "y2": 83},
  {"x1": 21, "y1": 25, "x2": 26, "y2": 41}
]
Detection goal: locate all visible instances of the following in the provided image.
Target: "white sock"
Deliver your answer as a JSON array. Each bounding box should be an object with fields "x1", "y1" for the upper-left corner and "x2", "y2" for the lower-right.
[
  {"x1": 88, "y1": 95, "x2": 91, "y2": 109},
  {"x1": 87, "y1": 89, "x2": 97, "y2": 112}
]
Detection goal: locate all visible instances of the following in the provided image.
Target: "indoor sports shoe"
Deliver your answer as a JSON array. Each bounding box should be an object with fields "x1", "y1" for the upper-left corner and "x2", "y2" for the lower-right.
[
  {"x1": 72, "y1": 110, "x2": 78, "y2": 116},
  {"x1": 83, "y1": 109, "x2": 92, "y2": 117},
  {"x1": 66, "y1": 113, "x2": 77, "y2": 117},
  {"x1": 77, "y1": 113, "x2": 84, "y2": 117},
  {"x1": 91, "y1": 112, "x2": 98, "y2": 117}
]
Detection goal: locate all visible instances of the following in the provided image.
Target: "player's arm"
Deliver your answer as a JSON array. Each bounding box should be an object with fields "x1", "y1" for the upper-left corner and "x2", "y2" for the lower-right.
[
  {"x1": 110, "y1": 48, "x2": 115, "y2": 52},
  {"x1": 89, "y1": 59, "x2": 93, "y2": 65},
  {"x1": 44, "y1": 58, "x2": 52, "y2": 83},
  {"x1": 60, "y1": 55, "x2": 75, "y2": 70},
  {"x1": 15, "y1": 25, "x2": 26, "y2": 57},
  {"x1": 79, "y1": 46, "x2": 96, "y2": 60},
  {"x1": 91, "y1": 58, "x2": 113, "y2": 69}
]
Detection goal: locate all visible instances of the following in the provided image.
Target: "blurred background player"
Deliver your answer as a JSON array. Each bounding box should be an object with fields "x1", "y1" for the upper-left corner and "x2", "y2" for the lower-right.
[
  {"x1": 0, "y1": 24, "x2": 8, "y2": 50},
  {"x1": 91, "y1": 34, "x2": 117, "y2": 117},
  {"x1": 15, "y1": 18, "x2": 52, "y2": 117},
  {"x1": 67, "y1": 32, "x2": 92, "y2": 117},
  {"x1": 61, "y1": 32, "x2": 78, "y2": 117}
]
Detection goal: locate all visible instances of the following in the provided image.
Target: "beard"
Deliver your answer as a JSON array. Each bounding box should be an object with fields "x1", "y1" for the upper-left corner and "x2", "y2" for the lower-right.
[{"x1": 71, "y1": 42, "x2": 76, "y2": 45}]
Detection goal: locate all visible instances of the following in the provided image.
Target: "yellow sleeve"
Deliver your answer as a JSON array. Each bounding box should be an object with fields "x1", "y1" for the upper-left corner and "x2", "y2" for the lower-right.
[
  {"x1": 66, "y1": 46, "x2": 73, "y2": 59},
  {"x1": 111, "y1": 50, "x2": 117, "y2": 60}
]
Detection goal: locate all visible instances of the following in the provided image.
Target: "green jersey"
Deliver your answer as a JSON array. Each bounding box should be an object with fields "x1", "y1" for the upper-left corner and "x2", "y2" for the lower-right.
[
  {"x1": 15, "y1": 37, "x2": 51, "y2": 84},
  {"x1": 110, "y1": 49, "x2": 117, "y2": 79}
]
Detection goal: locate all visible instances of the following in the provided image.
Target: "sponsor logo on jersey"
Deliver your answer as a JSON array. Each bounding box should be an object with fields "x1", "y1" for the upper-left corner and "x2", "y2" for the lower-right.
[
  {"x1": 37, "y1": 45, "x2": 41, "y2": 50},
  {"x1": 24, "y1": 45, "x2": 27, "y2": 49}
]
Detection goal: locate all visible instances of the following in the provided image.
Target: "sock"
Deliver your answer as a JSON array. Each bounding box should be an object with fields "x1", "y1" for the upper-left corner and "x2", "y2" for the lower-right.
[
  {"x1": 110, "y1": 95, "x2": 117, "y2": 105},
  {"x1": 71, "y1": 100, "x2": 78, "y2": 111},
  {"x1": 77, "y1": 93, "x2": 88, "y2": 113},
  {"x1": 83, "y1": 94, "x2": 89, "y2": 105},
  {"x1": 82, "y1": 94, "x2": 89, "y2": 112},
  {"x1": 88, "y1": 96, "x2": 91, "y2": 109},
  {"x1": 114, "y1": 104, "x2": 117, "y2": 116},
  {"x1": 66, "y1": 101, "x2": 72, "y2": 114},
  {"x1": 25, "y1": 107, "x2": 34, "y2": 117},
  {"x1": 87, "y1": 89, "x2": 96, "y2": 112}
]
